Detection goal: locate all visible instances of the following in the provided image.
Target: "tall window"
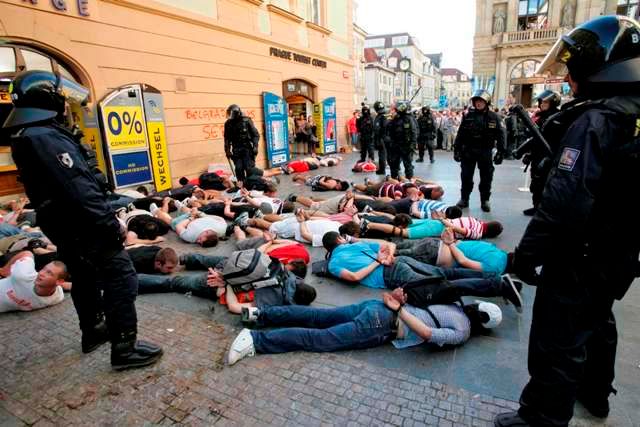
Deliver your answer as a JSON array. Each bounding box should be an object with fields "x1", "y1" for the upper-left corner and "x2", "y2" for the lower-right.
[
  {"x1": 518, "y1": 0, "x2": 548, "y2": 30},
  {"x1": 617, "y1": 0, "x2": 639, "y2": 18},
  {"x1": 511, "y1": 59, "x2": 541, "y2": 79}
]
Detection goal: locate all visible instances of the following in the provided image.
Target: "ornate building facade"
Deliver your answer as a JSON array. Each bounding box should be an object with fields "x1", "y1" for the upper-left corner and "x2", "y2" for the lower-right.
[{"x1": 472, "y1": 0, "x2": 639, "y2": 107}]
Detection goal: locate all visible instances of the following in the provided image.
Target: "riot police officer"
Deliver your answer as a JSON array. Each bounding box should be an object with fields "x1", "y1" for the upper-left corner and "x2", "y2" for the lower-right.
[
  {"x1": 416, "y1": 105, "x2": 436, "y2": 163},
  {"x1": 495, "y1": 15, "x2": 640, "y2": 427},
  {"x1": 224, "y1": 104, "x2": 259, "y2": 185},
  {"x1": 523, "y1": 90, "x2": 561, "y2": 216},
  {"x1": 387, "y1": 101, "x2": 417, "y2": 179},
  {"x1": 3, "y1": 71, "x2": 162, "y2": 370},
  {"x1": 372, "y1": 101, "x2": 389, "y2": 174},
  {"x1": 356, "y1": 103, "x2": 375, "y2": 162},
  {"x1": 453, "y1": 89, "x2": 506, "y2": 212}
]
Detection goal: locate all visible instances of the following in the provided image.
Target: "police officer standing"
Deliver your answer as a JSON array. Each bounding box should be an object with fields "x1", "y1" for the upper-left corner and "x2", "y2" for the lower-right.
[
  {"x1": 372, "y1": 101, "x2": 389, "y2": 174},
  {"x1": 495, "y1": 15, "x2": 640, "y2": 426},
  {"x1": 387, "y1": 101, "x2": 417, "y2": 180},
  {"x1": 224, "y1": 104, "x2": 259, "y2": 186},
  {"x1": 3, "y1": 71, "x2": 162, "y2": 370},
  {"x1": 356, "y1": 104, "x2": 375, "y2": 162},
  {"x1": 522, "y1": 90, "x2": 561, "y2": 216},
  {"x1": 453, "y1": 90, "x2": 506, "y2": 212},
  {"x1": 416, "y1": 105, "x2": 436, "y2": 163}
]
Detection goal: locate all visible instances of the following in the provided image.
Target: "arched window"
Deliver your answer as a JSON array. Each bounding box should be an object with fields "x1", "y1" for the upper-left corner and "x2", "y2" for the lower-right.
[{"x1": 510, "y1": 59, "x2": 540, "y2": 79}]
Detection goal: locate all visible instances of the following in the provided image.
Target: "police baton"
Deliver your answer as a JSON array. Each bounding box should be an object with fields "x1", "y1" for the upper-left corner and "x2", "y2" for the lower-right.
[
  {"x1": 226, "y1": 156, "x2": 237, "y2": 179},
  {"x1": 508, "y1": 104, "x2": 553, "y2": 158}
]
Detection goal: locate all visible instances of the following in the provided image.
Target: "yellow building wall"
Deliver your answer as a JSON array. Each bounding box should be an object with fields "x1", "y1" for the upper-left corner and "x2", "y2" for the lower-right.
[{"x1": 0, "y1": 0, "x2": 355, "y2": 183}]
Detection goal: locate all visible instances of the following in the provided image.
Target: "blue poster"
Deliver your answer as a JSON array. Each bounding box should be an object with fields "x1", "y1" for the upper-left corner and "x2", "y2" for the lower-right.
[
  {"x1": 322, "y1": 97, "x2": 337, "y2": 154},
  {"x1": 262, "y1": 92, "x2": 290, "y2": 167},
  {"x1": 111, "y1": 150, "x2": 153, "y2": 187}
]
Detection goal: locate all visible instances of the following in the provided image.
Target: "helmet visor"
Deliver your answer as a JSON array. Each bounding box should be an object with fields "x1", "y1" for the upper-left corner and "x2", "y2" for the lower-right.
[{"x1": 536, "y1": 36, "x2": 573, "y2": 78}]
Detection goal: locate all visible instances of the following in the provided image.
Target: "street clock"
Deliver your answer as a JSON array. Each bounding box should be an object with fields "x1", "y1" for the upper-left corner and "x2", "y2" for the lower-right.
[{"x1": 399, "y1": 58, "x2": 411, "y2": 71}]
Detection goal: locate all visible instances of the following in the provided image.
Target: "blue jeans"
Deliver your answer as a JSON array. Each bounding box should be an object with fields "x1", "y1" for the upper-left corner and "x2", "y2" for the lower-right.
[
  {"x1": 0, "y1": 223, "x2": 43, "y2": 239},
  {"x1": 251, "y1": 300, "x2": 396, "y2": 354},
  {"x1": 179, "y1": 254, "x2": 226, "y2": 271},
  {"x1": 384, "y1": 256, "x2": 502, "y2": 295},
  {"x1": 137, "y1": 273, "x2": 216, "y2": 300},
  {"x1": 107, "y1": 194, "x2": 137, "y2": 210}
]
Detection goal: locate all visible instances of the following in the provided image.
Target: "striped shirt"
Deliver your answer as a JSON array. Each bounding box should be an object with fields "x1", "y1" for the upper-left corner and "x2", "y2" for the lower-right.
[
  {"x1": 451, "y1": 217, "x2": 484, "y2": 240},
  {"x1": 414, "y1": 199, "x2": 446, "y2": 219},
  {"x1": 392, "y1": 304, "x2": 471, "y2": 349},
  {"x1": 378, "y1": 183, "x2": 414, "y2": 199}
]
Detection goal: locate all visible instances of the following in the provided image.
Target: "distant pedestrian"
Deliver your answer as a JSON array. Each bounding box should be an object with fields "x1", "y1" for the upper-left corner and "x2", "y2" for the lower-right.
[{"x1": 347, "y1": 110, "x2": 360, "y2": 152}]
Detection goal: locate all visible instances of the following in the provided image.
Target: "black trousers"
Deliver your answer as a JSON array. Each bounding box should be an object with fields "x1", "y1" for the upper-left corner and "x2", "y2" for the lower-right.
[
  {"x1": 360, "y1": 138, "x2": 375, "y2": 162},
  {"x1": 519, "y1": 272, "x2": 618, "y2": 426},
  {"x1": 460, "y1": 148, "x2": 494, "y2": 201},
  {"x1": 417, "y1": 139, "x2": 434, "y2": 161},
  {"x1": 388, "y1": 149, "x2": 414, "y2": 179},
  {"x1": 376, "y1": 143, "x2": 387, "y2": 174},
  {"x1": 232, "y1": 151, "x2": 256, "y2": 183}
]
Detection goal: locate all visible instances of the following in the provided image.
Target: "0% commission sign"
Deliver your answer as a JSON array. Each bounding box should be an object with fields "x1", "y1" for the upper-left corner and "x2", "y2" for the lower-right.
[{"x1": 103, "y1": 106, "x2": 148, "y2": 151}]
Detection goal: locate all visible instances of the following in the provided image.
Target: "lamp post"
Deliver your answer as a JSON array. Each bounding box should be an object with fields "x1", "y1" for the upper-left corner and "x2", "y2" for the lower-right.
[{"x1": 399, "y1": 57, "x2": 411, "y2": 101}]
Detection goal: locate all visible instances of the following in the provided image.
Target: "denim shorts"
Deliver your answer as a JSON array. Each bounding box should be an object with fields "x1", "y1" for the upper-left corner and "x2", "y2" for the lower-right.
[{"x1": 170, "y1": 213, "x2": 190, "y2": 230}]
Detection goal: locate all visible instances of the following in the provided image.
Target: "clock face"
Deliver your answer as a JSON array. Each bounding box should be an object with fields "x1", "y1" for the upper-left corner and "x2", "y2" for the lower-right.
[{"x1": 399, "y1": 58, "x2": 411, "y2": 71}]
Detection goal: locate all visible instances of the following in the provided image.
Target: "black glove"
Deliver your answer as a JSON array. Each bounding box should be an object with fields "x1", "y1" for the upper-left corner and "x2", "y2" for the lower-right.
[
  {"x1": 253, "y1": 146, "x2": 259, "y2": 156},
  {"x1": 453, "y1": 151, "x2": 462, "y2": 163},
  {"x1": 493, "y1": 151, "x2": 504, "y2": 165}
]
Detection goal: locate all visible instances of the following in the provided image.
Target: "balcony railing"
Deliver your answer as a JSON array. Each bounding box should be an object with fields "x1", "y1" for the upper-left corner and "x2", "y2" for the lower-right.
[{"x1": 502, "y1": 27, "x2": 563, "y2": 44}]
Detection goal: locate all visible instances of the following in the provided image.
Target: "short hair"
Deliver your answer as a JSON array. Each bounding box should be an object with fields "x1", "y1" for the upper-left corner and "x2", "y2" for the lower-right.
[
  {"x1": 463, "y1": 304, "x2": 491, "y2": 336},
  {"x1": 281, "y1": 201, "x2": 295, "y2": 214},
  {"x1": 444, "y1": 206, "x2": 462, "y2": 219},
  {"x1": 50, "y1": 260, "x2": 69, "y2": 281},
  {"x1": 322, "y1": 231, "x2": 341, "y2": 253},
  {"x1": 483, "y1": 221, "x2": 503, "y2": 238},
  {"x1": 200, "y1": 233, "x2": 219, "y2": 248},
  {"x1": 393, "y1": 214, "x2": 413, "y2": 228},
  {"x1": 339, "y1": 222, "x2": 359, "y2": 237},
  {"x1": 264, "y1": 183, "x2": 277, "y2": 194},
  {"x1": 140, "y1": 221, "x2": 160, "y2": 240},
  {"x1": 178, "y1": 177, "x2": 189, "y2": 186},
  {"x1": 338, "y1": 180, "x2": 350, "y2": 191},
  {"x1": 136, "y1": 185, "x2": 150, "y2": 196},
  {"x1": 155, "y1": 247, "x2": 178, "y2": 265},
  {"x1": 293, "y1": 282, "x2": 317, "y2": 305},
  {"x1": 287, "y1": 259, "x2": 307, "y2": 278}
]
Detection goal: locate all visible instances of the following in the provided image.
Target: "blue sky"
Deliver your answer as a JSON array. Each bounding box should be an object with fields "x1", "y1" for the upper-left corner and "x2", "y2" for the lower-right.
[{"x1": 355, "y1": 0, "x2": 476, "y2": 75}]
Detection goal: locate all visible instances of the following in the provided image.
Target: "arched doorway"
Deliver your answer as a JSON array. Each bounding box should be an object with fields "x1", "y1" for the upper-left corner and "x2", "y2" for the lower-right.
[
  {"x1": 509, "y1": 59, "x2": 544, "y2": 107},
  {"x1": 283, "y1": 78, "x2": 317, "y2": 155}
]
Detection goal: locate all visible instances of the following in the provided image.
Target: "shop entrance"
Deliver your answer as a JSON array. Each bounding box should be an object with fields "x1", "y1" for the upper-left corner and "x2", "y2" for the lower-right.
[{"x1": 283, "y1": 79, "x2": 316, "y2": 155}]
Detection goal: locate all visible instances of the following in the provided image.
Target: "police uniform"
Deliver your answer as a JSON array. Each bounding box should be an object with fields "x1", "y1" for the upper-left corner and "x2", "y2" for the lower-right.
[
  {"x1": 4, "y1": 70, "x2": 161, "y2": 370},
  {"x1": 224, "y1": 111, "x2": 259, "y2": 183},
  {"x1": 387, "y1": 103, "x2": 417, "y2": 179},
  {"x1": 453, "y1": 99, "x2": 505, "y2": 208},
  {"x1": 356, "y1": 107, "x2": 375, "y2": 162},
  {"x1": 373, "y1": 102, "x2": 389, "y2": 174},
  {"x1": 417, "y1": 108, "x2": 436, "y2": 163},
  {"x1": 495, "y1": 15, "x2": 640, "y2": 427}
]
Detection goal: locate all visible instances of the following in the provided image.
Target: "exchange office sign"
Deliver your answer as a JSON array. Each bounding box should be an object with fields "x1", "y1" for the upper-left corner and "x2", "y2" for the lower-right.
[{"x1": 269, "y1": 47, "x2": 327, "y2": 69}]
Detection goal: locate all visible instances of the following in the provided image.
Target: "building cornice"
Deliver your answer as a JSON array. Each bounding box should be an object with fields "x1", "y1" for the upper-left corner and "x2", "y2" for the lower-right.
[
  {"x1": 267, "y1": 4, "x2": 304, "y2": 23},
  {"x1": 307, "y1": 21, "x2": 332, "y2": 35}
]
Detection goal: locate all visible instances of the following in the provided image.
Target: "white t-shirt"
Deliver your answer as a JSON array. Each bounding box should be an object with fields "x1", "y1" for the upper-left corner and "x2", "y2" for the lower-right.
[
  {"x1": 294, "y1": 219, "x2": 340, "y2": 247},
  {"x1": 179, "y1": 216, "x2": 227, "y2": 242},
  {"x1": 0, "y1": 257, "x2": 64, "y2": 312},
  {"x1": 269, "y1": 217, "x2": 298, "y2": 239}
]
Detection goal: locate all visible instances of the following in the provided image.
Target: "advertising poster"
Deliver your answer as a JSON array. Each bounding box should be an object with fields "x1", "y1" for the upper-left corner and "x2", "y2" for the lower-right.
[
  {"x1": 262, "y1": 92, "x2": 290, "y2": 166},
  {"x1": 111, "y1": 151, "x2": 153, "y2": 188},
  {"x1": 322, "y1": 97, "x2": 337, "y2": 154},
  {"x1": 312, "y1": 102, "x2": 323, "y2": 154},
  {"x1": 143, "y1": 89, "x2": 172, "y2": 192}
]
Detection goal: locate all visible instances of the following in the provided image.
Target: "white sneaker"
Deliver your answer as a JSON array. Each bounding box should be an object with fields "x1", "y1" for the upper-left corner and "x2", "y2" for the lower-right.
[
  {"x1": 241, "y1": 307, "x2": 259, "y2": 323},
  {"x1": 149, "y1": 203, "x2": 159, "y2": 215},
  {"x1": 227, "y1": 329, "x2": 255, "y2": 366},
  {"x1": 174, "y1": 200, "x2": 184, "y2": 211}
]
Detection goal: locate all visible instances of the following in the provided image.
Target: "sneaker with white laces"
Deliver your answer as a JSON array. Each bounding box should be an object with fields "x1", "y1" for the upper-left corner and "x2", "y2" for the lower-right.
[
  {"x1": 149, "y1": 203, "x2": 159, "y2": 215},
  {"x1": 174, "y1": 200, "x2": 184, "y2": 211},
  {"x1": 233, "y1": 211, "x2": 250, "y2": 227},
  {"x1": 227, "y1": 329, "x2": 255, "y2": 365},
  {"x1": 241, "y1": 307, "x2": 259, "y2": 323},
  {"x1": 115, "y1": 207, "x2": 127, "y2": 219}
]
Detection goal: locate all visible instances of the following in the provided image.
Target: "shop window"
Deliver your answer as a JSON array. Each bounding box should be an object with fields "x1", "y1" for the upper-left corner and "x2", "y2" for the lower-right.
[
  {"x1": 617, "y1": 0, "x2": 639, "y2": 18},
  {"x1": 0, "y1": 47, "x2": 16, "y2": 73},
  {"x1": 21, "y1": 49, "x2": 53, "y2": 73},
  {"x1": 518, "y1": 0, "x2": 548, "y2": 30}
]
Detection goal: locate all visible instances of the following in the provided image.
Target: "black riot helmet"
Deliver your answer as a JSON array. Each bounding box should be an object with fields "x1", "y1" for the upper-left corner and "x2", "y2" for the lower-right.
[
  {"x1": 535, "y1": 89, "x2": 561, "y2": 109},
  {"x1": 395, "y1": 100, "x2": 410, "y2": 115},
  {"x1": 421, "y1": 106, "x2": 430, "y2": 115},
  {"x1": 361, "y1": 103, "x2": 371, "y2": 116},
  {"x1": 226, "y1": 104, "x2": 242, "y2": 120},
  {"x1": 470, "y1": 89, "x2": 491, "y2": 105},
  {"x1": 373, "y1": 101, "x2": 385, "y2": 114},
  {"x1": 537, "y1": 15, "x2": 640, "y2": 85},
  {"x1": 3, "y1": 70, "x2": 89, "y2": 129}
]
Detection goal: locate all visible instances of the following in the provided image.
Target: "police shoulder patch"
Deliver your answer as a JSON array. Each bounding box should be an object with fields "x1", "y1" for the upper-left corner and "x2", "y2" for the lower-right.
[
  {"x1": 57, "y1": 152, "x2": 74, "y2": 169},
  {"x1": 558, "y1": 147, "x2": 580, "y2": 171}
]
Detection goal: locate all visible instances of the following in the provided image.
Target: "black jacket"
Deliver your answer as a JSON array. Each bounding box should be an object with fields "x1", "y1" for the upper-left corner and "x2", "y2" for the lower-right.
[
  {"x1": 417, "y1": 112, "x2": 436, "y2": 141},
  {"x1": 454, "y1": 108, "x2": 506, "y2": 154},
  {"x1": 356, "y1": 114, "x2": 374, "y2": 143},
  {"x1": 224, "y1": 116, "x2": 259, "y2": 155}
]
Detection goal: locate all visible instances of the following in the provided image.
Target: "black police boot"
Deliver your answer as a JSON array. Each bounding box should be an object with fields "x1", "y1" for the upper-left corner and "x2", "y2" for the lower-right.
[
  {"x1": 522, "y1": 207, "x2": 536, "y2": 216},
  {"x1": 81, "y1": 319, "x2": 109, "y2": 354},
  {"x1": 456, "y1": 198, "x2": 469, "y2": 209},
  {"x1": 494, "y1": 411, "x2": 531, "y2": 426},
  {"x1": 111, "y1": 331, "x2": 163, "y2": 371},
  {"x1": 416, "y1": 157, "x2": 424, "y2": 163},
  {"x1": 481, "y1": 200, "x2": 491, "y2": 212},
  {"x1": 576, "y1": 389, "x2": 612, "y2": 418}
]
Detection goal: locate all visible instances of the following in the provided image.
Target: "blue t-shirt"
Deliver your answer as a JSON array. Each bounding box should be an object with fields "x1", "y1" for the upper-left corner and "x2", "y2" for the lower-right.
[
  {"x1": 455, "y1": 241, "x2": 507, "y2": 274},
  {"x1": 328, "y1": 242, "x2": 386, "y2": 289}
]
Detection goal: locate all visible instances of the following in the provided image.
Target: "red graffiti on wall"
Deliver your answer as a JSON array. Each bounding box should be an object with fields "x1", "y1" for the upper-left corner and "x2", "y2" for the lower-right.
[
  {"x1": 186, "y1": 108, "x2": 257, "y2": 121},
  {"x1": 202, "y1": 123, "x2": 226, "y2": 140}
]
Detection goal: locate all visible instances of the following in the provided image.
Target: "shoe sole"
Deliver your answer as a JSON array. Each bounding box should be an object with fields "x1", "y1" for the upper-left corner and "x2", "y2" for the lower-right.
[
  {"x1": 82, "y1": 340, "x2": 108, "y2": 354},
  {"x1": 503, "y1": 276, "x2": 523, "y2": 313},
  {"x1": 111, "y1": 353, "x2": 163, "y2": 371}
]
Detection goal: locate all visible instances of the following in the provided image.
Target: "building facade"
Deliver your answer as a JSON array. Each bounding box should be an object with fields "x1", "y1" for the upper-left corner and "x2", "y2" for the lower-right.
[
  {"x1": 352, "y1": 23, "x2": 367, "y2": 107},
  {"x1": 0, "y1": 0, "x2": 355, "y2": 195},
  {"x1": 441, "y1": 68, "x2": 473, "y2": 109},
  {"x1": 364, "y1": 61, "x2": 395, "y2": 106},
  {"x1": 472, "y1": 0, "x2": 638, "y2": 108},
  {"x1": 364, "y1": 32, "x2": 442, "y2": 110}
]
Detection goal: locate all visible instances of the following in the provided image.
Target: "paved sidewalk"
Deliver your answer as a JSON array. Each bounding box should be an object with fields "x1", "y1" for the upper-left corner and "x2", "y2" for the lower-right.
[{"x1": 1, "y1": 151, "x2": 637, "y2": 426}]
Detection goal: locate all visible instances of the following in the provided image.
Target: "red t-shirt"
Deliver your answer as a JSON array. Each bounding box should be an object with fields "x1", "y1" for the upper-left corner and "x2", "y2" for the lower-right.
[
  {"x1": 347, "y1": 116, "x2": 358, "y2": 134},
  {"x1": 287, "y1": 160, "x2": 310, "y2": 173},
  {"x1": 268, "y1": 242, "x2": 310, "y2": 265}
]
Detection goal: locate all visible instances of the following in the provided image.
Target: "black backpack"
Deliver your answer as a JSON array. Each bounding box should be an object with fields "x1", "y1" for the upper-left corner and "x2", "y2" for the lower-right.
[{"x1": 402, "y1": 276, "x2": 463, "y2": 308}]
